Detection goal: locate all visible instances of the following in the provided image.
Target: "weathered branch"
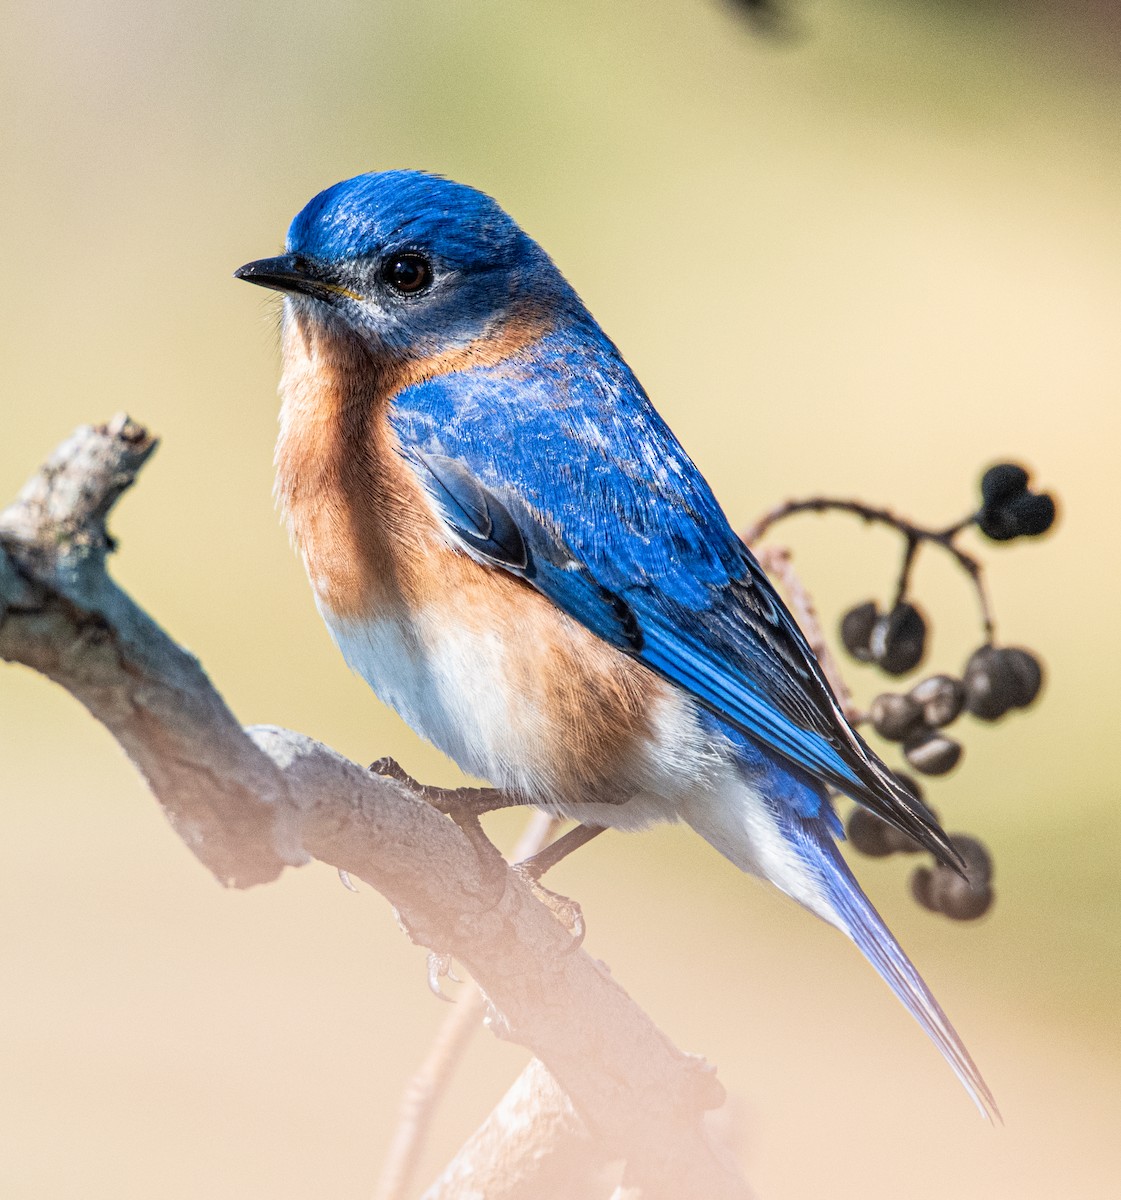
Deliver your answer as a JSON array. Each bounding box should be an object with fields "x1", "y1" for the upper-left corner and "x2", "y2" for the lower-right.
[
  {"x1": 376, "y1": 811, "x2": 561, "y2": 1200},
  {"x1": 421, "y1": 1058, "x2": 613, "y2": 1200},
  {"x1": 0, "y1": 415, "x2": 286, "y2": 887},
  {"x1": 0, "y1": 417, "x2": 750, "y2": 1200}
]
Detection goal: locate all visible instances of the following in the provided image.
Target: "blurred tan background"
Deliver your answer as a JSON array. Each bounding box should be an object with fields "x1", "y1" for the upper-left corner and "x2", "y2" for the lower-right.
[{"x1": 2, "y1": 1, "x2": 1119, "y2": 1196}]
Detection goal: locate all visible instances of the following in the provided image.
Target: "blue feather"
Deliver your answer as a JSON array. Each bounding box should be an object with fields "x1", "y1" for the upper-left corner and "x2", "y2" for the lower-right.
[
  {"x1": 262, "y1": 168, "x2": 993, "y2": 1114},
  {"x1": 787, "y1": 811, "x2": 1001, "y2": 1120},
  {"x1": 391, "y1": 329, "x2": 953, "y2": 862}
]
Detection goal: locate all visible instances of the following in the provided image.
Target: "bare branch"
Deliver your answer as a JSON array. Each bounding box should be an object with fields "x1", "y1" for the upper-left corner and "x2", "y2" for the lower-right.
[
  {"x1": 0, "y1": 414, "x2": 286, "y2": 888},
  {"x1": 420, "y1": 1059, "x2": 614, "y2": 1200},
  {"x1": 0, "y1": 418, "x2": 750, "y2": 1200},
  {"x1": 375, "y1": 988, "x2": 488, "y2": 1200},
  {"x1": 376, "y1": 811, "x2": 561, "y2": 1200}
]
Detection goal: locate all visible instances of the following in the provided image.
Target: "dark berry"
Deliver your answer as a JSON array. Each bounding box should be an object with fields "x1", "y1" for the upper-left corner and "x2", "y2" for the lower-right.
[
  {"x1": 847, "y1": 807, "x2": 893, "y2": 856},
  {"x1": 910, "y1": 865, "x2": 940, "y2": 913},
  {"x1": 869, "y1": 692, "x2": 923, "y2": 741},
  {"x1": 980, "y1": 463, "x2": 1029, "y2": 507},
  {"x1": 977, "y1": 462, "x2": 1055, "y2": 541},
  {"x1": 908, "y1": 674, "x2": 965, "y2": 727},
  {"x1": 1006, "y1": 492, "x2": 1055, "y2": 537},
  {"x1": 963, "y1": 646, "x2": 1014, "y2": 720},
  {"x1": 979, "y1": 493, "x2": 1056, "y2": 541},
  {"x1": 964, "y1": 645, "x2": 1042, "y2": 720},
  {"x1": 840, "y1": 601, "x2": 878, "y2": 662},
  {"x1": 903, "y1": 729, "x2": 962, "y2": 775},
  {"x1": 1002, "y1": 647, "x2": 1044, "y2": 708},
  {"x1": 934, "y1": 870, "x2": 995, "y2": 921},
  {"x1": 911, "y1": 862, "x2": 994, "y2": 920},
  {"x1": 950, "y1": 834, "x2": 994, "y2": 887},
  {"x1": 870, "y1": 602, "x2": 926, "y2": 675}
]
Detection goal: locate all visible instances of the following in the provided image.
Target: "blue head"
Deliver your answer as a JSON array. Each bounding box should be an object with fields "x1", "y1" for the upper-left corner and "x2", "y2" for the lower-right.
[{"x1": 236, "y1": 171, "x2": 575, "y2": 358}]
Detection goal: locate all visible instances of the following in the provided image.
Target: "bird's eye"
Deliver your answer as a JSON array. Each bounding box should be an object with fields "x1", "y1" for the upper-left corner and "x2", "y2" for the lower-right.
[{"x1": 381, "y1": 253, "x2": 432, "y2": 295}]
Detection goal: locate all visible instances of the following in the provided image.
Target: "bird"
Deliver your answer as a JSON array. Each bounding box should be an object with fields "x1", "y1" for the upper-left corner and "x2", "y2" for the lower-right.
[{"x1": 235, "y1": 169, "x2": 996, "y2": 1118}]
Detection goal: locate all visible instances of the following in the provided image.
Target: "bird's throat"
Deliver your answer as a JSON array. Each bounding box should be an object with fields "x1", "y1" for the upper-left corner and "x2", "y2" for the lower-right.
[
  {"x1": 273, "y1": 301, "x2": 554, "y2": 621},
  {"x1": 274, "y1": 309, "x2": 425, "y2": 620}
]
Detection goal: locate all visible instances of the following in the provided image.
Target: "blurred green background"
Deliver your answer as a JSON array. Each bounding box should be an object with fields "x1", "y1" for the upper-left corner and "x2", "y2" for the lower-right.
[{"x1": 2, "y1": 1, "x2": 1119, "y2": 1196}]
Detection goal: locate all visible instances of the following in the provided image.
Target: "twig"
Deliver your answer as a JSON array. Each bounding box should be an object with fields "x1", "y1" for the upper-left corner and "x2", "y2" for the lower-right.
[
  {"x1": 744, "y1": 495, "x2": 996, "y2": 639},
  {"x1": 753, "y1": 544, "x2": 863, "y2": 725},
  {"x1": 375, "y1": 988, "x2": 487, "y2": 1200},
  {"x1": 375, "y1": 811, "x2": 560, "y2": 1200},
  {"x1": 420, "y1": 1059, "x2": 614, "y2": 1200},
  {"x1": 0, "y1": 417, "x2": 749, "y2": 1200}
]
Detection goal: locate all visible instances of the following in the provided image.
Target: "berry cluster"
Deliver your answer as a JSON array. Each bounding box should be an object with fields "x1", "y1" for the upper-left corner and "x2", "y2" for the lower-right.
[
  {"x1": 841, "y1": 600, "x2": 926, "y2": 675},
  {"x1": 868, "y1": 678, "x2": 963, "y2": 775},
  {"x1": 846, "y1": 777, "x2": 995, "y2": 920},
  {"x1": 911, "y1": 836, "x2": 994, "y2": 921},
  {"x1": 750, "y1": 461, "x2": 1055, "y2": 923},
  {"x1": 962, "y1": 645, "x2": 1043, "y2": 720},
  {"x1": 857, "y1": 644, "x2": 1044, "y2": 782},
  {"x1": 977, "y1": 464, "x2": 1056, "y2": 542}
]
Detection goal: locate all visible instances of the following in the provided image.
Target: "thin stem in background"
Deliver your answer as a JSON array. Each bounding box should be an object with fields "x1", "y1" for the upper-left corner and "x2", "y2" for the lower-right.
[
  {"x1": 744, "y1": 496, "x2": 996, "y2": 640},
  {"x1": 753, "y1": 543, "x2": 863, "y2": 725},
  {"x1": 374, "y1": 811, "x2": 561, "y2": 1200}
]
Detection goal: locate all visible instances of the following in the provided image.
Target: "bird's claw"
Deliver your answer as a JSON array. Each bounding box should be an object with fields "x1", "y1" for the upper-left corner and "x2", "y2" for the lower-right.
[
  {"x1": 553, "y1": 895, "x2": 586, "y2": 953},
  {"x1": 369, "y1": 758, "x2": 509, "y2": 820},
  {"x1": 427, "y1": 952, "x2": 456, "y2": 1002},
  {"x1": 337, "y1": 868, "x2": 359, "y2": 892},
  {"x1": 483, "y1": 995, "x2": 513, "y2": 1040},
  {"x1": 369, "y1": 756, "x2": 417, "y2": 785},
  {"x1": 512, "y1": 865, "x2": 587, "y2": 952}
]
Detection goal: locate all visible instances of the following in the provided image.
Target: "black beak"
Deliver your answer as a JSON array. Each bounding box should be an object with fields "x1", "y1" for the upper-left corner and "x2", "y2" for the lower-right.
[{"x1": 234, "y1": 253, "x2": 350, "y2": 302}]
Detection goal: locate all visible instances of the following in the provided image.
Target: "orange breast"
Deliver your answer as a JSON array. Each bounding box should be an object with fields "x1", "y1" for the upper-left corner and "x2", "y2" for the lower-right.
[
  {"x1": 275, "y1": 304, "x2": 550, "y2": 619},
  {"x1": 275, "y1": 311, "x2": 424, "y2": 619},
  {"x1": 274, "y1": 305, "x2": 665, "y2": 801}
]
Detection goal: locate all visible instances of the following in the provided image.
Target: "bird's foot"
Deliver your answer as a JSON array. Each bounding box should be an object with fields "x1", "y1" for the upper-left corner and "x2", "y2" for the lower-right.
[
  {"x1": 426, "y1": 951, "x2": 459, "y2": 1002},
  {"x1": 515, "y1": 823, "x2": 605, "y2": 879},
  {"x1": 369, "y1": 760, "x2": 508, "y2": 904},
  {"x1": 368, "y1": 756, "x2": 414, "y2": 785},
  {"x1": 368, "y1": 757, "x2": 514, "y2": 818},
  {"x1": 369, "y1": 760, "x2": 594, "y2": 947},
  {"x1": 510, "y1": 823, "x2": 605, "y2": 951},
  {"x1": 511, "y1": 863, "x2": 586, "y2": 952}
]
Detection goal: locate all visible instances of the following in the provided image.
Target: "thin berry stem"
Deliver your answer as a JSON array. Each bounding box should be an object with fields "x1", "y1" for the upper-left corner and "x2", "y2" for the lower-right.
[
  {"x1": 891, "y1": 534, "x2": 921, "y2": 611},
  {"x1": 937, "y1": 513, "x2": 981, "y2": 540},
  {"x1": 754, "y1": 543, "x2": 865, "y2": 725},
  {"x1": 744, "y1": 497, "x2": 996, "y2": 641}
]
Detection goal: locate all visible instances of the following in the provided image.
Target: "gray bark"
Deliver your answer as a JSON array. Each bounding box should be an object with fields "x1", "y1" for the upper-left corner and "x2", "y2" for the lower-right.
[{"x1": 0, "y1": 415, "x2": 752, "y2": 1200}]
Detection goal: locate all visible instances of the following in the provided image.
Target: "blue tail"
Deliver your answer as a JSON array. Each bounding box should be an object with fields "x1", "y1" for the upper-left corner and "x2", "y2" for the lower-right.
[
  {"x1": 677, "y1": 724, "x2": 998, "y2": 1118},
  {"x1": 804, "y1": 819, "x2": 1000, "y2": 1120}
]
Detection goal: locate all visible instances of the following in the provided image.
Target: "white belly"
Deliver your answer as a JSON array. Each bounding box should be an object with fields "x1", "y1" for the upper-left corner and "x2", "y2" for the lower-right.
[
  {"x1": 325, "y1": 605, "x2": 538, "y2": 794},
  {"x1": 320, "y1": 603, "x2": 841, "y2": 925},
  {"x1": 322, "y1": 604, "x2": 713, "y2": 825}
]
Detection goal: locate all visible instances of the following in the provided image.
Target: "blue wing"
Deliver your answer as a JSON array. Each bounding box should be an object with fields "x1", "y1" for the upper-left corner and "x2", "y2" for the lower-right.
[{"x1": 392, "y1": 325, "x2": 956, "y2": 865}]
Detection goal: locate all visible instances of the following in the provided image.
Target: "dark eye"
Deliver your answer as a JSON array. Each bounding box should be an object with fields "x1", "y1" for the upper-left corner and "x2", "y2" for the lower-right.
[{"x1": 381, "y1": 253, "x2": 432, "y2": 295}]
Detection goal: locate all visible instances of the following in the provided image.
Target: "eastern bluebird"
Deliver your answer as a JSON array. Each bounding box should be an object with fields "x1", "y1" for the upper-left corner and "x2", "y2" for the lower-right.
[{"x1": 236, "y1": 170, "x2": 995, "y2": 1117}]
